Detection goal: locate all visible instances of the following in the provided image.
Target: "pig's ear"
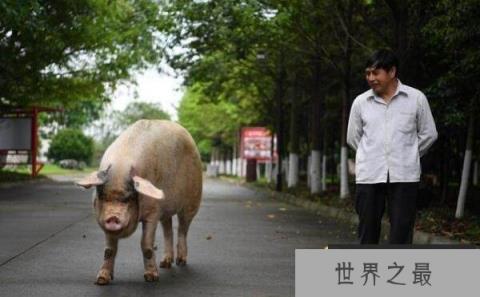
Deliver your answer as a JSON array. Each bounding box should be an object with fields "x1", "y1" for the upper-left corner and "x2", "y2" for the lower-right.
[
  {"x1": 76, "y1": 171, "x2": 105, "y2": 188},
  {"x1": 76, "y1": 165, "x2": 111, "y2": 189},
  {"x1": 132, "y1": 176, "x2": 165, "y2": 200}
]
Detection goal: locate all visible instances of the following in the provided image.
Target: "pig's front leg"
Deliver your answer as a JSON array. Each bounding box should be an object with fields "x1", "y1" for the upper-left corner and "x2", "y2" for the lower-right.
[
  {"x1": 96, "y1": 235, "x2": 118, "y2": 285},
  {"x1": 141, "y1": 220, "x2": 159, "y2": 282}
]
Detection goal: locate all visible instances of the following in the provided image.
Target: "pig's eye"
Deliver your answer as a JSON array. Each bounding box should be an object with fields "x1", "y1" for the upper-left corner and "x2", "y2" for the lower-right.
[
  {"x1": 119, "y1": 192, "x2": 137, "y2": 203},
  {"x1": 119, "y1": 196, "x2": 130, "y2": 203}
]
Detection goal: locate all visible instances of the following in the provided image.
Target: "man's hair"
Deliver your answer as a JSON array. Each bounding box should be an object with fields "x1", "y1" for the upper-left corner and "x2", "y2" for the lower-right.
[{"x1": 365, "y1": 49, "x2": 399, "y2": 77}]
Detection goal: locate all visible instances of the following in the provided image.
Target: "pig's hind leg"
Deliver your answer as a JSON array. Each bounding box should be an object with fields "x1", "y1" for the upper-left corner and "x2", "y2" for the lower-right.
[
  {"x1": 159, "y1": 217, "x2": 174, "y2": 268},
  {"x1": 95, "y1": 235, "x2": 118, "y2": 285},
  {"x1": 176, "y1": 212, "x2": 193, "y2": 266}
]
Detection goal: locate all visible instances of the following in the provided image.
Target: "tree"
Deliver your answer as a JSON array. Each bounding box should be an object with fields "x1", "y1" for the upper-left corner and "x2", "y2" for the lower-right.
[
  {"x1": 47, "y1": 128, "x2": 94, "y2": 164},
  {"x1": 114, "y1": 101, "x2": 171, "y2": 129},
  {"x1": 0, "y1": 0, "x2": 165, "y2": 122},
  {"x1": 178, "y1": 82, "x2": 259, "y2": 160},
  {"x1": 423, "y1": 0, "x2": 480, "y2": 218}
]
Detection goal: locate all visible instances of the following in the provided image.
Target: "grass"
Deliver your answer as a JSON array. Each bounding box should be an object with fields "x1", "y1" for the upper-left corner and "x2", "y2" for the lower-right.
[
  {"x1": 0, "y1": 163, "x2": 95, "y2": 183},
  {"x1": 0, "y1": 169, "x2": 46, "y2": 183}
]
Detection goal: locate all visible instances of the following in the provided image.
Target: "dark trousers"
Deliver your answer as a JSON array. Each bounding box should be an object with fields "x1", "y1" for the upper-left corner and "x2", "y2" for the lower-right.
[{"x1": 355, "y1": 181, "x2": 418, "y2": 244}]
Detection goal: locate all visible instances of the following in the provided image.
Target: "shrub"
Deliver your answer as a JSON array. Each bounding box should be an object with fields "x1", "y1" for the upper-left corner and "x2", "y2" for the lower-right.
[{"x1": 47, "y1": 129, "x2": 94, "y2": 165}]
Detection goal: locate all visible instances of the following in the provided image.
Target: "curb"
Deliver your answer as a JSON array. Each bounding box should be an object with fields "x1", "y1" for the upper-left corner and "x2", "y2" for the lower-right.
[{"x1": 218, "y1": 176, "x2": 463, "y2": 245}]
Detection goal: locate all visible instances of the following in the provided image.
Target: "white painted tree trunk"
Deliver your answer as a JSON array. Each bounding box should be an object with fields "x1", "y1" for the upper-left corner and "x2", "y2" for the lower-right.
[
  {"x1": 214, "y1": 149, "x2": 220, "y2": 168},
  {"x1": 473, "y1": 160, "x2": 478, "y2": 186},
  {"x1": 232, "y1": 158, "x2": 237, "y2": 176},
  {"x1": 219, "y1": 154, "x2": 225, "y2": 174},
  {"x1": 456, "y1": 114, "x2": 474, "y2": 219},
  {"x1": 310, "y1": 150, "x2": 322, "y2": 194},
  {"x1": 307, "y1": 155, "x2": 311, "y2": 187},
  {"x1": 283, "y1": 158, "x2": 289, "y2": 182},
  {"x1": 456, "y1": 149, "x2": 472, "y2": 218},
  {"x1": 232, "y1": 145, "x2": 237, "y2": 176},
  {"x1": 236, "y1": 158, "x2": 242, "y2": 177},
  {"x1": 287, "y1": 153, "x2": 299, "y2": 188},
  {"x1": 322, "y1": 153, "x2": 327, "y2": 191},
  {"x1": 266, "y1": 161, "x2": 272, "y2": 182},
  {"x1": 226, "y1": 159, "x2": 232, "y2": 175},
  {"x1": 340, "y1": 146, "x2": 350, "y2": 199},
  {"x1": 256, "y1": 162, "x2": 261, "y2": 179},
  {"x1": 242, "y1": 159, "x2": 247, "y2": 177},
  {"x1": 210, "y1": 148, "x2": 215, "y2": 165}
]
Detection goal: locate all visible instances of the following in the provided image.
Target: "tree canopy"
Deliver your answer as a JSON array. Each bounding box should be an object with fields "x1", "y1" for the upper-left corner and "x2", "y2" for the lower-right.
[{"x1": 0, "y1": 0, "x2": 165, "y2": 116}]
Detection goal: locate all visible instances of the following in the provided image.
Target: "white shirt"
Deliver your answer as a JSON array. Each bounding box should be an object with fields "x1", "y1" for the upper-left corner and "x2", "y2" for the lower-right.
[{"x1": 347, "y1": 80, "x2": 438, "y2": 184}]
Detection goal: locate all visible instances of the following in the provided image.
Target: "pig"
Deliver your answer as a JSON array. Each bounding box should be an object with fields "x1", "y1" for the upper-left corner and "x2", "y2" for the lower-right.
[{"x1": 76, "y1": 120, "x2": 202, "y2": 285}]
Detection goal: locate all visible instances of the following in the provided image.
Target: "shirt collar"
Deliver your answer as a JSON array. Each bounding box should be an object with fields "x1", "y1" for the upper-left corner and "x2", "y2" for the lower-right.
[{"x1": 367, "y1": 79, "x2": 408, "y2": 101}]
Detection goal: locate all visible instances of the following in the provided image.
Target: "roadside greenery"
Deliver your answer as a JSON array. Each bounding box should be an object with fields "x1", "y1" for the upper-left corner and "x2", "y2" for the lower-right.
[{"x1": 47, "y1": 129, "x2": 95, "y2": 165}]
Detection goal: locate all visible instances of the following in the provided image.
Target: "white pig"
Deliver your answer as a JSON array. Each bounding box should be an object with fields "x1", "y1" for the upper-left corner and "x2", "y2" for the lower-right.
[{"x1": 77, "y1": 120, "x2": 202, "y2": 285}]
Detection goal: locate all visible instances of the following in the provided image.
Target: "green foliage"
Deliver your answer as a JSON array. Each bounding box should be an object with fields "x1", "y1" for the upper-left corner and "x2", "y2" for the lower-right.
[
  {"x1": 0, "y1": 0, "x2": 166, "y2": 126},
  {"x1": 115, "y1": 102, "x2": 171, "y2": 129},
  {"x1": 178, "y1": 83, "x2": 259, "y2": 157},
  {"x1": 47, "y1": 129, "x2": 95, "y2": 164}
]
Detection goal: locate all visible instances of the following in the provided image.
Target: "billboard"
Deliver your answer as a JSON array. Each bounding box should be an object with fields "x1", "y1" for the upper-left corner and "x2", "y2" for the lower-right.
[
  {"x1": 240, "y1": 127, "x2": 277, "y2": 161},
  {"x1": 0, "y1": 118, "x2": 32, "y2": 150}
]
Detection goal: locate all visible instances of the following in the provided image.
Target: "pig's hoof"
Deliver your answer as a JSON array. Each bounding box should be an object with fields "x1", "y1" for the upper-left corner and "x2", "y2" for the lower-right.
[
  {"x1": 144, "y1": 271, "x2": 159, "y2": 282},
  {"x1": 159, "y1": 258, "x2": 172, "y2": 269},
  {"x1": 95, "y1": 269, "x2": 112, "y2": 285},
  {"x1": 175, "y1": 257, "x2": 187, "y2": 266}
]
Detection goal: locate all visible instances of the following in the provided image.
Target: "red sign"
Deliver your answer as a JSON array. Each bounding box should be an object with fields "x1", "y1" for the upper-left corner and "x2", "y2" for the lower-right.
[{"x1": 240, "y1": 127, "x2": 277, "y2": 161}]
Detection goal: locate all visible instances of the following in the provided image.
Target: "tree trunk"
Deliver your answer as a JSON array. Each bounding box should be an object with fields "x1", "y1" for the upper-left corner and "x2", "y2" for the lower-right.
[
  {"x1": 473, "y1": 160, "x2": 478, "y2": 187},
  {"x1": 440, "y1": 138, "x2": 450, "y2": 204},
  {"x1": 310, "y1": 61, "x2": 324, "y2": 194},
  {"x1": 455, "y1": 113, "x2": 474, "y2": 218},
  {"x1": 288, "y1": 89, "x2": 300, "y2": 188},
  {"x1": 274, "y1": 64, "x2": 287, "y2": 192},
  {"x1": 385, "y1": 0, "x2": 410, "y2": 81},
  {"x1": 288, "y1": 154, "x2": 299, "y2": 187},
  {"x1": 266, "y1": 161, "x2": 272, "y2": 182},
  {"x1": 219, "y1": 151, "x2": 225, "y2": 174},
  {"x1": 226, "y1": 150, "x2": 232, "y2": 175},
  {"x1": 232, "y1": 137, "x2": 237, "y2": 176},
  {"x1": 322, "y1": 151, "x2": 327, "y2": 191},
  {"x1": 242, "y1": 158, "x2": 247, "y2": 177},
  {"x1": 339, "y1": 0, "x2": 353, "y2": 199},
  {"x1": 340, "y1": 146, "x2": 350, "y2": 198}
]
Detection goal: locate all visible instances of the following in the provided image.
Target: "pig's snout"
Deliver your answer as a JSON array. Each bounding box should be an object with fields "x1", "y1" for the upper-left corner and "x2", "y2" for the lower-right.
[{"x1": 104, "y1": 216, "x2": 122, "y2": 232}]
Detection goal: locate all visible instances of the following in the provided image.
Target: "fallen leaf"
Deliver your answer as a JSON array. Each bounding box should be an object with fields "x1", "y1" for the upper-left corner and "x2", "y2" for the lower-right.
[
  {"x1": 267, "y1": 214, "x2": 276, "y2": 219},
  {"x1": 279, "y1": 207, "x2": 287, "y2": 212}
]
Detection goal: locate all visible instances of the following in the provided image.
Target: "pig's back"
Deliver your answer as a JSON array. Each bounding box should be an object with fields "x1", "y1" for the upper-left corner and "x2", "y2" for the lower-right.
[{"x1": 101, "y1": 120, "x2": 202, "y2": 215}]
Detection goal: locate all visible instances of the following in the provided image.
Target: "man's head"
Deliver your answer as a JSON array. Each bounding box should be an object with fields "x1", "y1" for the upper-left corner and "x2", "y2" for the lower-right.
[{"x1": 364, "y1": 49, "x2": 399, "y2": 96}]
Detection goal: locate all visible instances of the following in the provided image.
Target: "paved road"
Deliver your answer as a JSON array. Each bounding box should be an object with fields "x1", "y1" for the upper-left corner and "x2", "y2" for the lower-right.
[{"x1": 0, "y1": 177, "x2": 357, "y2": 296}]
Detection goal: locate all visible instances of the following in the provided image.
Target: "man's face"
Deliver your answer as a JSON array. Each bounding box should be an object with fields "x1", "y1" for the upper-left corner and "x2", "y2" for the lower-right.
[{"x1": 365, "y1": 66, "x2": 396, "y2": 95}]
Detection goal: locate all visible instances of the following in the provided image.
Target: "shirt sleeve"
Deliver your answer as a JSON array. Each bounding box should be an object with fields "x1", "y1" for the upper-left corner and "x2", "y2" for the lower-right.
[
  {"x1": 347, "y1": 98, "x2": 363, "y2": 151},
  {"x1": 417, "y1": 94, "x2": 438, "y2": 157}
]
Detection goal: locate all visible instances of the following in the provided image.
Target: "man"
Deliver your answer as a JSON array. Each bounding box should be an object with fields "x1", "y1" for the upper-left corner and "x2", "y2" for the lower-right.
[{"x1": 347, "y1": 49, "x2": 437, "y2": 244}]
